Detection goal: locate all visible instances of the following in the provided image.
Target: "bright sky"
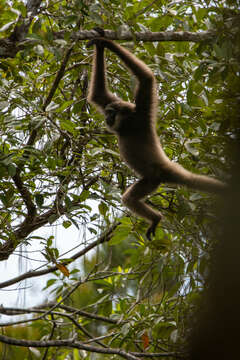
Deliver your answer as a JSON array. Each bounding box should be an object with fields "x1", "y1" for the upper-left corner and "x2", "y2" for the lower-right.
[{"x1": 0, "y1": 223, "x2": 87, "y2": 323}]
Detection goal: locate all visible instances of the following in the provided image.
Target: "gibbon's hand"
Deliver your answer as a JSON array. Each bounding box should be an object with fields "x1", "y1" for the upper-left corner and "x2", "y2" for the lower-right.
[
  {"x1": 86, "y1": 28, "x2": 105, "y2": 48},
  {"x1": 86, "y1": 37, "x2": 105, "y2": 48}
]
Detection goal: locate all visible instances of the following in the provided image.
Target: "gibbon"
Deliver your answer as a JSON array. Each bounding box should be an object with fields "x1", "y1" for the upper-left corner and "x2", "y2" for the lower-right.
[{"x1": 87, "y1": 30, "x2": 226, "y2": 239}]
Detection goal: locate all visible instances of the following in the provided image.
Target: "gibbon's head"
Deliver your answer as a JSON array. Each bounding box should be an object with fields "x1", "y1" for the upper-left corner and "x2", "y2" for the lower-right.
[{"x1": 104, "y1": 101, "x2": 135, "y2": 134}]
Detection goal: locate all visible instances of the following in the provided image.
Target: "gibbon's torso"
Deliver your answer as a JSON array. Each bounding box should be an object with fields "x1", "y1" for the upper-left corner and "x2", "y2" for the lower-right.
[{"x1": 117, "y1": 129, "x2": 173, "y2": 179}]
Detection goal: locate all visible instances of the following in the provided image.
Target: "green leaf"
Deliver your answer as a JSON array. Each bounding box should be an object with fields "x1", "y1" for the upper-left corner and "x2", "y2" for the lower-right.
[
  {"x1": 73, "y1": 348, "x2": 80, "y2": 360},
  {"x1": 62, "y1": 220, "x2": 72, "y2": 228},
  {"x1": 45, "y1": 102, "x2": 59, "y2": 112},
  {"x1": 109, "y1": 224, "x2": 131, "y2": 245},
  {"x1": 55, "y1": 100, "x2": 74, "y2": 113},
  {"x1": 64, "y1": 15, "x2": 79, "y2": 25},
  {"x1": 43, "y1": 279, "x2": 57, "y2": 290},
  {"x1": 48, "y1": 214, "x2": 58, "y2": 224},
  {"x1": 7, "y1": 164, "x2": 16, "y2": 176},
  {"x1": 47, "y1": 236, "x2": 54, "y2": 247},
  {"x1": 79, "y1": 190, "x2": 90, "y2": 202},
  {"x1": 35, "y1": 193, "x2": 44, "y2": 207},
  {"x1": 98, "y1": 202, "x2": 108, "y2": 216},
  {"x1": 60, "y1": 119, "x2": 76, "y2": 134},
  {"x1": 32, "y1": 19, "x2": 42, "y2": 33}
]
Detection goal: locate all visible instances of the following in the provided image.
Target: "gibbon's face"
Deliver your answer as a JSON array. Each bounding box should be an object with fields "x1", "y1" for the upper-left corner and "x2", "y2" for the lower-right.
[
  {"x1": 105, "y1": 103, "x2": 134, "y2": 134},
  {"x1": 105, "y1": 106, "x2": 117, "y2": 128},
  {"x1": 105, "y1": 105, "x2": 123, "y2": 133}
]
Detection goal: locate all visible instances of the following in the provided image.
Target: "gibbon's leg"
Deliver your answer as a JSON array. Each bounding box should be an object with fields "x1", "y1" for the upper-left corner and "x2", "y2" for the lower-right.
[{"x1": 122, "y1": 178, "x2": 162, "y2": 240}]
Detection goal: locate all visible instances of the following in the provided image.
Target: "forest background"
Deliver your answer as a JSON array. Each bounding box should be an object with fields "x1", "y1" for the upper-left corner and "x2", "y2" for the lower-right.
[{"x1": 0, "y1": 0, "x2": 239, "y2": 359}]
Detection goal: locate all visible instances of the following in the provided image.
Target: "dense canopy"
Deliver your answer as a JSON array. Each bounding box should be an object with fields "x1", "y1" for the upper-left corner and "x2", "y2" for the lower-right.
[{"x1": 0, "y1": 0, "x2": 239, "y2": 359}]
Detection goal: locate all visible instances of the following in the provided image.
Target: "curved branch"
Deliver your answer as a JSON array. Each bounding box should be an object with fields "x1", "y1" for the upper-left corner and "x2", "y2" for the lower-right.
[
  {"x1": 26, "y1": 43, "x2": 75, "y2": 147},
  {"x1": 0, "y1": 334, "x2": 141, "y2": 360},
  {"x1": 0, "y1": 175, "x2": 98, "y2": 261},
  {"x1": 0, "y1": 303, "x2": 120, "y2": 325},
  {"x1": 12, "y1": 172, "x2": 36, "y2": 219},
  {"x1": 0, "y1": 222, "x2": 119, "y2": 288},
  {"x1": 0, "y1": 333, "x2": 180, "y2": 358}
]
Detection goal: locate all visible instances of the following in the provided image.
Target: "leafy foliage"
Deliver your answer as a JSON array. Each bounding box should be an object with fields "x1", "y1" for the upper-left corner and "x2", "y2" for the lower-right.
[{"x1": 0, "y1": 0, "x2": 239, "y2": 359}]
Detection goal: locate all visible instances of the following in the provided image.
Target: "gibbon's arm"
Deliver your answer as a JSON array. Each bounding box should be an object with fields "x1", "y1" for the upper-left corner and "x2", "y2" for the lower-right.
[
  {"x1": 101, "y1": 39, "x2": 158, "y2": 119},
  {"x1": 87, "y1": 43, "x2": 119, "y2": 111},
  {"x1": 102, "y1": 40, "x2": 154, "y2": 81}
]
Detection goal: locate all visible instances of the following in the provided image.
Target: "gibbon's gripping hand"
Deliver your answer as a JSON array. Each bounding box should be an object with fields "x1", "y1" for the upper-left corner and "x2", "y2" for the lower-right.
[{"x1": 86, "y1": 28, "x2": 105, "y2": 48}]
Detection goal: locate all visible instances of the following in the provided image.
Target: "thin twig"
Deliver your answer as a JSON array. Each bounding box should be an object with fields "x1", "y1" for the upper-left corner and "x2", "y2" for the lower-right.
[{"x1": 0, "y1": 222, "x2": 119, "y2": 288}]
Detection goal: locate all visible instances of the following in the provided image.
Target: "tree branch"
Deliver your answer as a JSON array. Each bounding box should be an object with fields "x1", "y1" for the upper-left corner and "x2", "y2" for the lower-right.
[
  {"x1": 0, "y1": 42, "x2": 76, "y2": 260},
  {"x1": 0, "y1": 170, "x2": 37, "y2": 260},
  {"x1": 42, "y1": 315, "x2": 56, "y2": 360},
  {"x1": 12, "y1": 172, "x2": 36, "y2": 220},
  {"x1": 0, "y1": 306, "x2": 181, "y2": 357},
  {"x1": 0, "y1": 303, "x2": 119, "y2": 324},
  {"x1": 0, "y1": 168, "x2": 98, "y2": 260},
  {"x1": 0, "y1": 0, "x2": 42, "y2": 57},
  {"x1": 0, "y1": 334, "x2": 141, "y2": 360},
  {"x1": 0, "y1": 28, "x2": 216, "y2": 59},
  {"x1": 0, "y1": 333, "x2": 180, "y2": 358},
  {"x1": 0, "y1": 222, "x2": 119, "y2": 287},
  {"x1": 26, "y1": 43, "x2": 75, "y2": 147},
  {"x1": 59, "y1": 304, "x2": 119, "y2": 324},
  {"x1": 9, "y1": 0, "x2": 43, "y2": 42}
]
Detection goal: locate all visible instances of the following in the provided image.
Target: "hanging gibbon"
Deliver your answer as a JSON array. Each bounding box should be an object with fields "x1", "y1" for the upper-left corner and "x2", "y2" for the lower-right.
[{"x1": 87, "y1": 29, "x2": 226, "y2": 239}]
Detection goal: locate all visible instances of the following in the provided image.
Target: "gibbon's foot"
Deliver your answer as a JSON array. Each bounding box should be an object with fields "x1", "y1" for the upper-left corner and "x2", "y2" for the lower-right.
[
  {"x1": 146, "y1": 216, "x2": 162, "y2": 240},
  {"x1": 146, "y1": 224, "x2": 156, "y2": 240},
  {"x1": 86, "y1": 28, "x2": 105, "y2": 48}
]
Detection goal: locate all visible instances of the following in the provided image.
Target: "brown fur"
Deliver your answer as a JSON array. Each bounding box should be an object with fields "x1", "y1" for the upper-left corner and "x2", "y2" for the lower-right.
[{"x1": 87, "y1": 37, "x2": 226, "y2": 239}]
